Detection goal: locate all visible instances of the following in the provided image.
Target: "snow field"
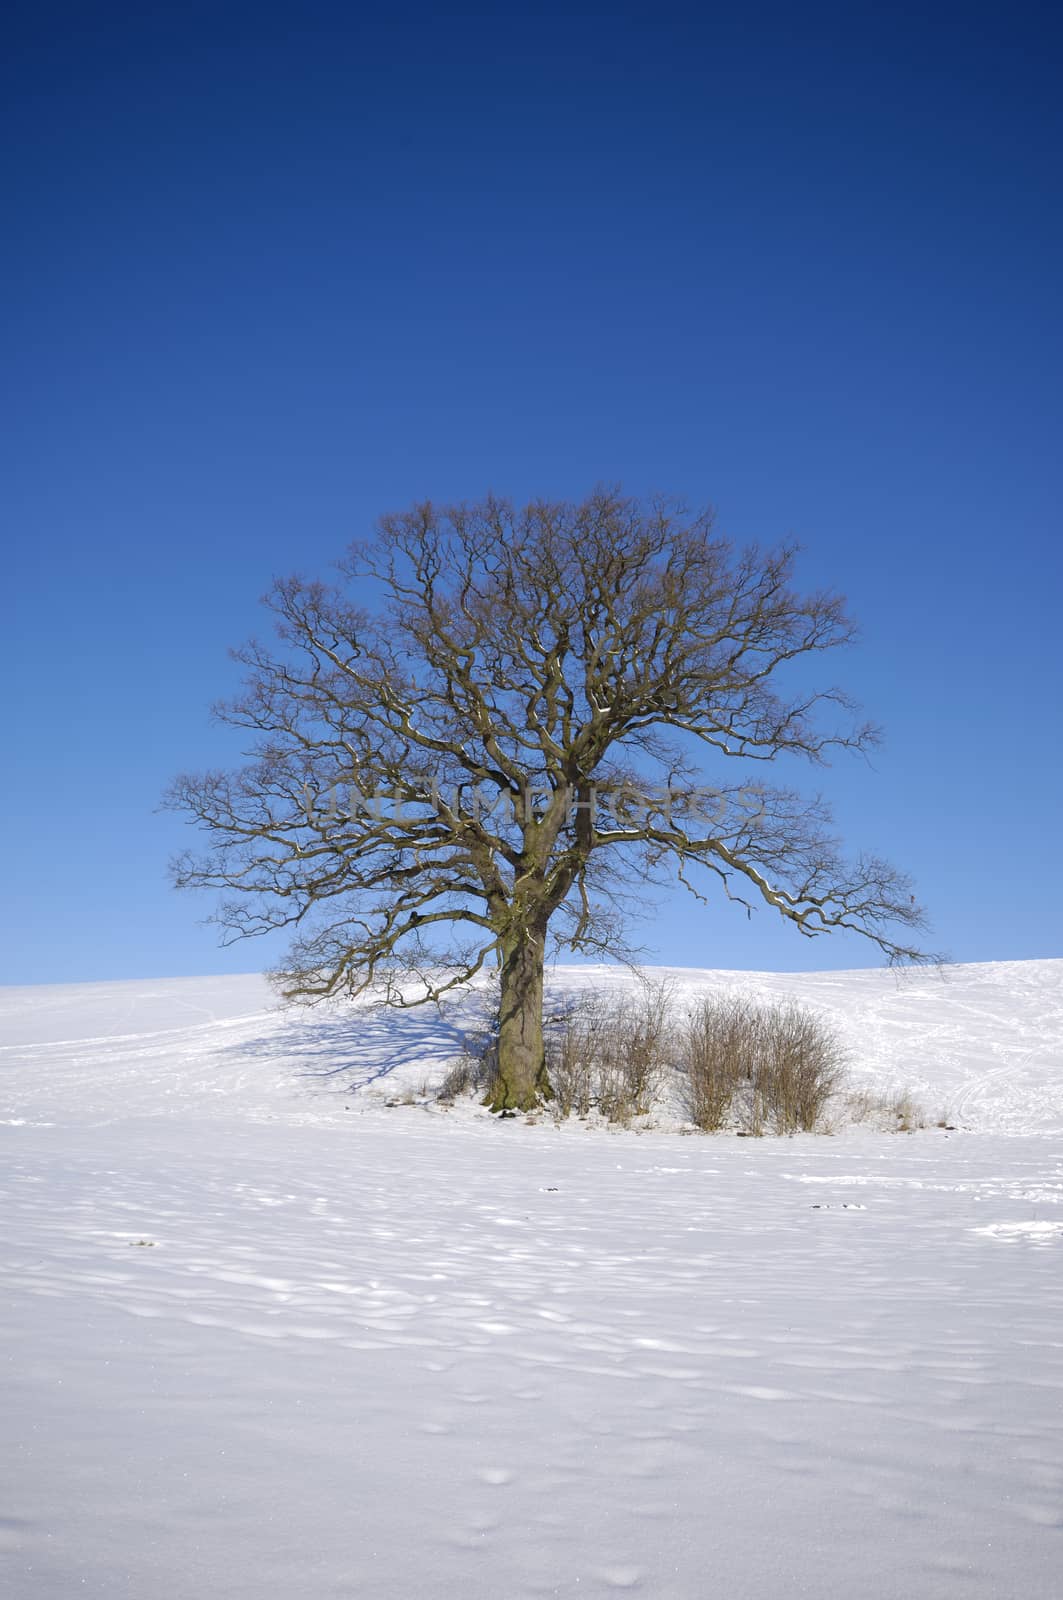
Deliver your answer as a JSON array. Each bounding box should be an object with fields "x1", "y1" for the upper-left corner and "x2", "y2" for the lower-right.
[{"x1": 1, "y1": 961, "x2": 1061, "y2": 1597}]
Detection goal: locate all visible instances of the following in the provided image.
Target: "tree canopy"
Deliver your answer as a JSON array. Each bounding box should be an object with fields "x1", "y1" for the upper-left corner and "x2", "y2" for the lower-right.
[{"x1": 167, "y1": 490, "x2": 929, "y2": 1108}]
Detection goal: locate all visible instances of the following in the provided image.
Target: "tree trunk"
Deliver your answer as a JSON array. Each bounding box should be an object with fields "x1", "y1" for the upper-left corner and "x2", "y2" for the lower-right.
[{"x1": 486, "y1": 925, "x2": 551, "y2": 1111}]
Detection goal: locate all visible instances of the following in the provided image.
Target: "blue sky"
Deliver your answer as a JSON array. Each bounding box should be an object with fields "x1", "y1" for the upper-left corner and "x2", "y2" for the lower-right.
[{"x1": 3, "y1": 1, "x2": 1061, "y2": 984}]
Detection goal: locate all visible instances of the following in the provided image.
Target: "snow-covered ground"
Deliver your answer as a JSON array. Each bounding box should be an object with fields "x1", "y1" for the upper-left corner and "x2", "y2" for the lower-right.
[{"x1": 2, "y1": 961, "x2": 1062, "y2": 1597}]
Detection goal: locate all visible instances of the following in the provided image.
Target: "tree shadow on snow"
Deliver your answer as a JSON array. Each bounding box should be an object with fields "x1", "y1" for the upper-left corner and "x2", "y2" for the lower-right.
[{"x1": 225, "y1": 992, "x2": 496, "y2": 1096}]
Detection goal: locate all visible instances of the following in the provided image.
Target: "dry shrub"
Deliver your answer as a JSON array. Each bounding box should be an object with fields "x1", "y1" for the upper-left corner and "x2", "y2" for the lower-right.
[
  {"x1": 437, "y1": 1024, "x2": 500, "y2": 1103},
  {"x1": 843, "y1": 1085, "x2": 928, "y2": 1133},
  {"x1": 684, "y1": 993, "x2": 755, "y2": 1131},
  {"x1": 547, "y1": 1007, "x2": 596, "y2": 1118},
  {"x1": 546, "y1": 982, "x2": 673, "y2": 1124},
  {"x1": 889, "y1": 1089, "x2": 927, "y2": 1133},
  {"x1": 842, "y1": 1086, "x2": 879, "y2": 1125},
  {"x1": 760, "y1": 1002, "x2": 847, "y2": 1133},
  {"x1": 437, "y1": 1054, "x2": 482, "y2": 1101},
  {"x1": 685, "y1": 994, "x2": 845, "y2": 1134}
]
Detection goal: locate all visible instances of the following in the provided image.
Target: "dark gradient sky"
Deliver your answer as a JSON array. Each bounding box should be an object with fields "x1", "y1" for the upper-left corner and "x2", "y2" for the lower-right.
[{"x1": 3, "y1": 2, "x2": 1061, "y2": 982}]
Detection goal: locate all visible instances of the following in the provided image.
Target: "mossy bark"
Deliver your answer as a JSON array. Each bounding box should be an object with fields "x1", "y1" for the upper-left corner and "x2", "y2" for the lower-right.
[{"x1": 486, "y1": 925, "x2": 551, "y2": 1111}]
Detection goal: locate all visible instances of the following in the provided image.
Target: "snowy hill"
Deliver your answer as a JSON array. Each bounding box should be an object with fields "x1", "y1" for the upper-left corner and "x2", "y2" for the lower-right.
[
  {"x1": 2, "y1": 958, "x2": 1061, "y2": 1134},
  {"x1": 2, "y1": 961, "x2": 1062, "y2": 1599}
]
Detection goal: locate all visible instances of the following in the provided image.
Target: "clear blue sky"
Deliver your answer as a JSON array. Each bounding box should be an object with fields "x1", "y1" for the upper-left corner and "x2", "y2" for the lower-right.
[{"x1": 3, "y1": 1, "x2": 1061, "y2": 984}]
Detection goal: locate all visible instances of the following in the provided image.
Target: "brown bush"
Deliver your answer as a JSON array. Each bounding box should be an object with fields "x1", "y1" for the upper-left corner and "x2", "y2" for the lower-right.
[
  {"x1": 684, "y1": 993, "x2": 758, "y2": 1130},
  {"x1": 546, "y1": 982, "x2": 673, "y2": 1124},
  {"x1": 843, "y1": 1085, "x2": 928, "y2": 1133},
  {"x1": 684, "y1": 994, "x2": 845, "y2": 1134},
  {"x1": 437, "y1": 1023, "x2": 500, "y2": 1102},
  {"x1": 759, "y1": 1002, "x2": 847, "y2": 1132},
  {"x1": 546, "y1": 1000, "x2": 596, "y2": 1118}
]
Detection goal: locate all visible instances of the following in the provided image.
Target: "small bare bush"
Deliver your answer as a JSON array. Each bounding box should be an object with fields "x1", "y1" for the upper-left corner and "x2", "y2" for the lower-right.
[
  {"x1": 437, "y1": 1054, "x2": 482, "y2": 1101},
  {"x1": 437, "y1": 1025, "x2": 500, "y2": 1103},
  {"x1": 890, "y1": 1089, "x2": 927, "y2": 1133},
  {"x1": 760, "y1": 1003, "x2": 847, "y2": 1133},
  {"x1": 844, "y1": 1085, "x2": 928, "y2": 1132},
  {"x1": 599, "y1": 983, "x2": 672, "y2": 1121},
  {"x1": 684, "y1": 994, "x2": 845, "y2": 1134},
  {"x1": 547, "y1": 1010, "x2": 595, "y2": 1118},
  {"x1": 546, "y1": 982, "x2": 673, "y2": 1124},
  {"x1": 843, "y1": 1086, "x2": 880, "y2": 1125},
  {"x1": 684, "y1": 994, "x2": 760, "y2": 1131}
]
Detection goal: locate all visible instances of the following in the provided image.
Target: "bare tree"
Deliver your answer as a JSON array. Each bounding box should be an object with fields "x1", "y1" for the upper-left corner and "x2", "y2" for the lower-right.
[{"x1": 166, "y1": 490, "x2": 929, "y2": 1110}]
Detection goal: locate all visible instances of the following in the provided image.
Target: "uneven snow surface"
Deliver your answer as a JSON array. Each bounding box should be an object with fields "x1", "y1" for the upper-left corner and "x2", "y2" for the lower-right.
[{"x1": 2, "y1": 961, "x2": 1062, "y2": 1598}]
